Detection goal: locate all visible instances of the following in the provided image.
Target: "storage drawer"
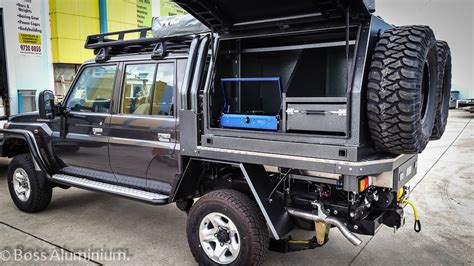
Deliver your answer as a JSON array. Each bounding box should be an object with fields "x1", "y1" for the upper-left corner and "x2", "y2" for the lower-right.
[{"x1": 286, "y1": 103, "x2": 347, "y2": 133}]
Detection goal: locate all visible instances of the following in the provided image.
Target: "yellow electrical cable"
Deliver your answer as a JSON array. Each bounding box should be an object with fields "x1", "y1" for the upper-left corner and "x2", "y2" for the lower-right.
[{"x1": 402, "y1": 199, "x2": 421, "y2": 232}]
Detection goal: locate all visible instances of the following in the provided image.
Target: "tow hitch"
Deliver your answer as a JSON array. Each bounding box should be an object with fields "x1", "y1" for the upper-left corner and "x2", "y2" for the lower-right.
[
  {"x1": 383, "y1": 187, "x2": 421, "y2": 233},
  {"x1": 271, "y1": 187, "x2": 421, "y2": 253},
  {"x1": 398, "y1": 187, "x2": 421, "y2": 232}
]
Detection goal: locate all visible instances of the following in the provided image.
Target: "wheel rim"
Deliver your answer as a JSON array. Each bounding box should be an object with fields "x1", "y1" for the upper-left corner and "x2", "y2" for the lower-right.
[
  {"x1": 199, "y1": 212, "x2": 241, "y2": 264},
  {"x1": 12, "y1": 168, "x2": 31, "y2": 202}
]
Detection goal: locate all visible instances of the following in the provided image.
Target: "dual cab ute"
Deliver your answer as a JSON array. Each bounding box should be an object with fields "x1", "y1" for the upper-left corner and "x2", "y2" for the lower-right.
[{"x1": 1, "y1": 0, "x2": 451, "y2": 264}]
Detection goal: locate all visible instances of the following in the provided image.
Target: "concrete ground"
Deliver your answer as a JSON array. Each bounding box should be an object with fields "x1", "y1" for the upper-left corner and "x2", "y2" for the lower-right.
[{"x1": 0, "y1": 110, "x2": 472, "y2": 265}]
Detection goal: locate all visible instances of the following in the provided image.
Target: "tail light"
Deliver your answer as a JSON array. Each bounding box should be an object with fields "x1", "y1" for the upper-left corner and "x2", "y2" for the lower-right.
[{"x1": 359, "y1": 176, "x2": 369, "y2": 192}]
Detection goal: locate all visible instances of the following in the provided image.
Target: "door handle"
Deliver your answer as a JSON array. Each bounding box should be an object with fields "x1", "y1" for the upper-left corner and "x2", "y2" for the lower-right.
[
  {"x1": 92, "y1": 127, "x2": 103, "y2": 135},
  {"x1": 286, "y1": 108, "x2": 347, "y2": 116},
  {"x1": 157, "y1": 133, "x2": 171, "y2": 142}
]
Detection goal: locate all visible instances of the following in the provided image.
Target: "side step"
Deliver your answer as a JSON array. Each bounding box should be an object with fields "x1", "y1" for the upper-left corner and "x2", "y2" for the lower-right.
[{"x1": 51, "y1": 174, "x2": 169, "y2": 205}]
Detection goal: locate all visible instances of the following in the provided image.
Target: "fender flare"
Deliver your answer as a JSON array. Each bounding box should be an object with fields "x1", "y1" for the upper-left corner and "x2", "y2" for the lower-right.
[{"x1": 0, "y1": 129, "x2": 51, "y2": 175}]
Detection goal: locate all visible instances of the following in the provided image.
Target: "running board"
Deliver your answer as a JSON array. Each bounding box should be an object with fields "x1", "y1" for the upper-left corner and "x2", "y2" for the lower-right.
[{"x1": 51, "y1": 174, "x2": 169, "y2": 205}]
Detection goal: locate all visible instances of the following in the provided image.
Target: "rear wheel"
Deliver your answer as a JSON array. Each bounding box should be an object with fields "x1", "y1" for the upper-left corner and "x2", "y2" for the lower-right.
[
  {"x1": 367, "y1": 25, "x2": 438, "y2": 154},
  {"x1": 431, "y1": 40, "x2": 452, "y2": 140},
  {"x1": 187, "y1": 189, "x2": 269, "y2": 265},
  {"x1": 7, "y1": 154, "x2": 52, "y2": 213}
]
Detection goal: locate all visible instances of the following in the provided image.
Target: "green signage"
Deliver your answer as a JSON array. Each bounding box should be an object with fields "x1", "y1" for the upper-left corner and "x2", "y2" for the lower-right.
[
  {"x1": 160, "y1": 0, "x2": 186, "y2": 16},
  {"x1": 137, "y1": 0, "x2": 152, "y2": 28}
]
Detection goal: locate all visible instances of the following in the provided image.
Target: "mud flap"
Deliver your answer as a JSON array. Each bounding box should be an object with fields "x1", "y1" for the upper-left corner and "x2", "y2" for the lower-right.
[{"x1": 239, "y1": 163, "x2": 294, "y2": 239}]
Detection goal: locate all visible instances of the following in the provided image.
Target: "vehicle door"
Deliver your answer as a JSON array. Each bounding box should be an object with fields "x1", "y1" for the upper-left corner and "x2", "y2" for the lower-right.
[
  {"x1": 109, "y1": 62, "x2": 178, "y2": 193},
  {"x1": 52, "y1": 64, "x2": 118, "y2": 181}
]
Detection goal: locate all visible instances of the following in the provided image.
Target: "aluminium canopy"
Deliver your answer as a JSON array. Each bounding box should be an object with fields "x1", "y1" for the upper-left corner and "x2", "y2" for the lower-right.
[{"x1": 172, "y1": 0, "x2": 375, "y2": 33}]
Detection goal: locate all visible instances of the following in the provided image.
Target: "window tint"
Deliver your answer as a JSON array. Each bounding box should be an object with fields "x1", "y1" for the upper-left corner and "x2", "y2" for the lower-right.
[
  {"x1": 66, "y1": 65, "x2": 117, "y2": 113},
  {"x1": 152, "y1": 63, "x2": 175, "y2": 116},
  {"x1": 120, "y1": 64, "x2": 156, "y2": 115}
]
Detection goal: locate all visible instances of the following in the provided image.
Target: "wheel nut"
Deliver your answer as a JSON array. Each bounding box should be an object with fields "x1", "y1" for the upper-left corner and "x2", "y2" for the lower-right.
[{"x1": 353, "y1": 225, "x2": 359, "y2": 230}]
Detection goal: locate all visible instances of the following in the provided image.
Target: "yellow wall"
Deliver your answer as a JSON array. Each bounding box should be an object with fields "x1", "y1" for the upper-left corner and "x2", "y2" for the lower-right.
[
  {"x1": 107, "y1": 0, "x2": 138, "y2": 32},
  {"x1": 49, "y1": 0, "x2": 99, "y2": 64},
  {"x1": 50, "y1": 0, "x2": 152, "y2": 64}
]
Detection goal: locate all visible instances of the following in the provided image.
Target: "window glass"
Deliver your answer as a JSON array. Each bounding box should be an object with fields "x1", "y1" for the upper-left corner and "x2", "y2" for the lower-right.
[
  {"x1": 152, "y1": 63, "x2": 175, "y2": 116},
  {"x1": 120, "y1": 64, "x2": 157, "y2": 115},
  {"x1": 176, "y1": 59, "x2": 187, "y2": 110},
  {"x1": 66, "y1": 65, "x2": 117, "y2": 113}
]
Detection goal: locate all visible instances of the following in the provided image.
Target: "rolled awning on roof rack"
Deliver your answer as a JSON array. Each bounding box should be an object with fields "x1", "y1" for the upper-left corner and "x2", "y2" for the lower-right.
[{"x1": 152, "y1": 14, "x2": 209, "y2": 38}]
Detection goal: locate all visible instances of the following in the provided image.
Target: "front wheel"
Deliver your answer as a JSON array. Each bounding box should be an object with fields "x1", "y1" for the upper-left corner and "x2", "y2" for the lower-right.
[
  {"x1": 7, "y1": 154, "x2": 52, "y2": 213},
  {"x1": 187, "y1": 189, "x2": 269, "y2": 265}
]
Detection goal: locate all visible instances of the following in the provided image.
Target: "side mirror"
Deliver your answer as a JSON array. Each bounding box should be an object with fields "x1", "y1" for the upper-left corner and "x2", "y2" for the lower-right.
[{"x1": 38, "y1": 90, "x2": 55, "y2": 119}]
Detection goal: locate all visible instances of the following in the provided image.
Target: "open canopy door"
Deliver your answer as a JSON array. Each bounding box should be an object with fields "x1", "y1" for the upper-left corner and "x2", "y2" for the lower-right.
[{"x1": 173, "y1": 0, "x2": 375, "y2": 33}]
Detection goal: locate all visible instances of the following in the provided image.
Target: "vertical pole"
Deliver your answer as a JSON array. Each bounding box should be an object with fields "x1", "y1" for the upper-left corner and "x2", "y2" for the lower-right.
[
  {"x1": 99, "y1": 0, "x2": 108, "y2": 33},
  {"x1": 17, "y1": 91, "x2": 23, "y2": 113},
  {"x1": 344, "y1": 6, "x2": 351, "y2": 137},
  {"x1": 345, "y1": 7, "x2": 350, "y2": 93}
]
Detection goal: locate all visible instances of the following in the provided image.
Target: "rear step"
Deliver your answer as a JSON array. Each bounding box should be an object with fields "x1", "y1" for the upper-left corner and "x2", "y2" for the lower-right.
[{"x1": 51, "y1": 174, "x2": 169, "y2": 205}]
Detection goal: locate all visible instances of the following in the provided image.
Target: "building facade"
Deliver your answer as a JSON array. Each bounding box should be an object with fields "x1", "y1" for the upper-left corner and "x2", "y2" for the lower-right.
[
  {"x1": 0, "y1": 0, "x2": 184, "y2": 116},
  {"x1": 0, "y1": 0, "x2": 54, "y2": 116}
]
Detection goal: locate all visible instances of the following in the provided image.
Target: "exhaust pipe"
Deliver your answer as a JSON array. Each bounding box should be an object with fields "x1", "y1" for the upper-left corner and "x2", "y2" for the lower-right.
[{"x1": 286, "y1": 207, "x2": 362, "y2": 246}]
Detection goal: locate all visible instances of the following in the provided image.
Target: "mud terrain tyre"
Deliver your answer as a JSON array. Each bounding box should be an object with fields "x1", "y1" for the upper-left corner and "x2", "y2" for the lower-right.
[
  {"x1": 187, "y1": 189, "x2": 269, "y2": 265},
  {"x1": 7, "y1": 154, "x2": 52, "y2": 213},
  {"x1": 431, "y1": 41, "x2": 452, "y2": 140},
  {"x1": 367, "y1": 25, "x2": 438, "y2": 154}
]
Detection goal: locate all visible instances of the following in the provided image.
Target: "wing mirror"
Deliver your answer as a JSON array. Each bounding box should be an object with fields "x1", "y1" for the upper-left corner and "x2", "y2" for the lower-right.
[{"x1": 38, "y1": 90, "x2": 55, "y2": 119}]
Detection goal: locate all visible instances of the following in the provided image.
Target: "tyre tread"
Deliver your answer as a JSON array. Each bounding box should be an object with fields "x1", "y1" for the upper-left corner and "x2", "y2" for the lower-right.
[
  {"x1": 367, "y1": 25, "x2": 437, "y2": 153},
  {"x1": 431, "y1": 40, "x2": 452, "y2": 139}
]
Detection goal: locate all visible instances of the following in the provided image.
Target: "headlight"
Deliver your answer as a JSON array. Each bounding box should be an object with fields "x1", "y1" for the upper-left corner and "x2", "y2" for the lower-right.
[{"x1": 3, "y1": 122, "x2": 10, "y2": 129}]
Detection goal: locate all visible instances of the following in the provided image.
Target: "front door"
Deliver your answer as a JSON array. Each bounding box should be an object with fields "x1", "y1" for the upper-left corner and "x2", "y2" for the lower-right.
[
  {"x1": 52, "y1": 64, "x2": 118, "y2": 181},
  {"x1": 109, "y1": 62, "x2": 178, "y2": 193}
]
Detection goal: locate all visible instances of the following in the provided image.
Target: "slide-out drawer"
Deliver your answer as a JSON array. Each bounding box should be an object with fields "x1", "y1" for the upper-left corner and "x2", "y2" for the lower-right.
[{"x1": 286, "y1": 103, "x2": 347, "y2": 133}]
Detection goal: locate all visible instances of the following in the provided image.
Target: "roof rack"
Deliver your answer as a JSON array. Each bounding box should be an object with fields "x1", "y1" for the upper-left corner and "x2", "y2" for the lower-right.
[{"x1": 85, "y1": 27, "x2": 196, "y2": 62}]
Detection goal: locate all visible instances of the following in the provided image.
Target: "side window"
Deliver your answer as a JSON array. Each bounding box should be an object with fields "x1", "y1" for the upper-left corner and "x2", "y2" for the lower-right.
[
  {"x1": 176, "y1": 59, "x2": 187, "y2": 93},
  {"x1": 152, "y1": 63, "x2": 175, "y2": 116},
  {"x1": 120, "y1": 64, "x2": 156, "y2": 115},
  {"x1": 65, "y1": 65, "x2": 117, "y2": 113},
  {"x1": 176, "y1": 59, "x2": 187, "y2": 111}
]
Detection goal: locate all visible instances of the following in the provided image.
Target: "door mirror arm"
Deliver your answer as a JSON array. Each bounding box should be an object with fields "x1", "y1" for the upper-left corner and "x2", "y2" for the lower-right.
[{"x1": 55, "y1": 105, "x2": 69, "y2": 117}]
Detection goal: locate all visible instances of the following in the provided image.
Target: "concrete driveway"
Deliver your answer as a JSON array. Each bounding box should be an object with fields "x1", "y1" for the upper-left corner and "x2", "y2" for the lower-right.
[{"x1": 0, "y1": 110, "x2": 472, "y2": 265}]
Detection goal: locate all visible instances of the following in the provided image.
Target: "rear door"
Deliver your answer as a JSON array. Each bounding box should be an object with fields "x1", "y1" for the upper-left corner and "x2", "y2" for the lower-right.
[
  {"x1": 52, "y1": 64, "x2": 118, "y2": 180},
  {"x1": 108, "y1": 61, "x2": 178, "y2": 193}
]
